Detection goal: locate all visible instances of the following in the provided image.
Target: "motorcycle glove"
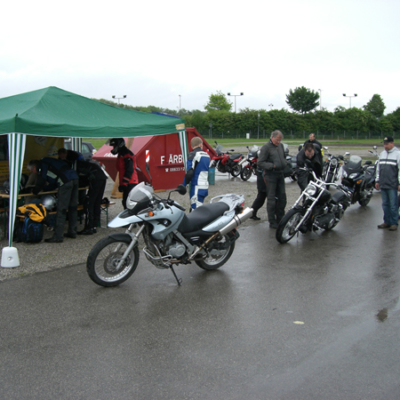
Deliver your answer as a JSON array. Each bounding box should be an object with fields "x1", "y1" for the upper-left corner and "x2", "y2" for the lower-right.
[
  {"x1": 184, "y1": 168, "x2": 194, "y2": 185},
  {"x1": 118, "y1": 185, "x2": 125, "y2": 193}
]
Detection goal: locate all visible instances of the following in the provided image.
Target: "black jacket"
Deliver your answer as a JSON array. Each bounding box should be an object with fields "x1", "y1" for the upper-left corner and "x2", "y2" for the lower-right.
[
  {"x1": 257, "y1": 140, "x2": 287, "y2": 172},
  {"x1": 296, "y1": 148, "x2": 323, "y2": 191}
]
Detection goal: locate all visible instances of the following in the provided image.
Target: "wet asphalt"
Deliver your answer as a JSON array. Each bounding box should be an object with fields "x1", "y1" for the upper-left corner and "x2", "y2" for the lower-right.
[{"x1": 1, "y1": 194, "x2": 400, "y2": 400}]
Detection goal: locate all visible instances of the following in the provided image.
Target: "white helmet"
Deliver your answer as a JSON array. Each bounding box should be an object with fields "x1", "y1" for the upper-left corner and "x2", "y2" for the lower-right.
[{"x1": 41, "y1": 195, "x2": 57, "y2": 210}]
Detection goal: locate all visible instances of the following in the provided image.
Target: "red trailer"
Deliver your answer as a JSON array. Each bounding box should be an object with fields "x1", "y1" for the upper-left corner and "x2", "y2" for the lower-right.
[{"x1": 93, "y1": 127, "x2": 216, "y2": 191}]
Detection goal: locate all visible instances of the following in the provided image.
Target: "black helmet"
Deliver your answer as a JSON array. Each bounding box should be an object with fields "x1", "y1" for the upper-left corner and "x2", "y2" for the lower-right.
[{"x1": 107, "y1": 138, "x2": 125, "y2": 155}]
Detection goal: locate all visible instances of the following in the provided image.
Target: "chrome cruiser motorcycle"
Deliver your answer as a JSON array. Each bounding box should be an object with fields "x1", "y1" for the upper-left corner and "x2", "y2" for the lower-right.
[
  {"x1": 322, "y1": 146, "x2": 345, "y2": 187},
  {"x1": 87, "y1": 182, "x2": 253, "y2": 287},
  {"x1": 276, "y1": 166, "x2": 351, "y2": 244}
]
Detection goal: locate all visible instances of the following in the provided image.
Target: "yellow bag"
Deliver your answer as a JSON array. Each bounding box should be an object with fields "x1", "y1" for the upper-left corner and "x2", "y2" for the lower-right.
[{"x1": 17, "y1": 203, "x2": 47, "y2": 223}]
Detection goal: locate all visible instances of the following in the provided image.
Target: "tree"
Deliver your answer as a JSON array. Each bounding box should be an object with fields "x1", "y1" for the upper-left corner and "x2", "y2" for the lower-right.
[
  {"x1": 204, "y1": 91, "x2": 232, "y2": 112},
  {"x1": 286, "y1": 86, "x2": 319, "y2": 114},
  {"x1": 363, "y1": 94, "x2": 386, "y2": 118}
]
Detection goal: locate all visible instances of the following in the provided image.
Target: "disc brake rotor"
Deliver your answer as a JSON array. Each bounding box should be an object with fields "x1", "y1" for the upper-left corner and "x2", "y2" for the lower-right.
[{"x1": 103, "y1": 252, "x2": 131, "y2": 275}]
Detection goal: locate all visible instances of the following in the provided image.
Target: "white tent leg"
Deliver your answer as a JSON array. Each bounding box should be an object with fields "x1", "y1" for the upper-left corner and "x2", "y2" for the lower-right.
[{"x1": 1, "y1": 133, "x2": 26, "y2": 268}]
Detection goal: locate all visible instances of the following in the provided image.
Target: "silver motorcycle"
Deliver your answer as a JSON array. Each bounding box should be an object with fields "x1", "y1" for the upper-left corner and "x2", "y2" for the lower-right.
[{"x1": 87, "y1": 182, "x2": 253, "y2": 286}]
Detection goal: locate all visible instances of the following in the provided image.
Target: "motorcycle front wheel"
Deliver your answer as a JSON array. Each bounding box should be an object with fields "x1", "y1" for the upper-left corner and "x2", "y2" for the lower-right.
[
  {"x1": 240, "y1": 166, "x2": 252, "y2": 181},
  {"x1": 231, "y1": 165, "x2": 242, "y2": 177},
  {"x1": 358, "y1": 197, "x2": 371, "y2": 207},
  {"x1": 195, "y1": 233, "x2": 235, "y2": 270},
  {"x1": 276, "y1": 209, "x2": 304, "y2": 244},
  {"x1": 87, "y1": 236, "x2": 139, "y2": 287}
]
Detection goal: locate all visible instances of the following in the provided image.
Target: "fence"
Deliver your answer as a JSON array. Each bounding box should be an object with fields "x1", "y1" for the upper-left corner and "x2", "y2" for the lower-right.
[{"x1": 198, "y1": 129, "x2": 395, "y2": 141}]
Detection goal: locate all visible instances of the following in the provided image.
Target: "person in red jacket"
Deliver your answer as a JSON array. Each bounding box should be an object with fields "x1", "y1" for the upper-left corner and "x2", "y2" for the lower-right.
[{"x1": 108, "y1": 138, "x2": 139, "y2": 209}]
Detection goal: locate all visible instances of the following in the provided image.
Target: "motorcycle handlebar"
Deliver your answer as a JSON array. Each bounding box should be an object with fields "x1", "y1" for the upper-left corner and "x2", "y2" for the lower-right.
[{"x1": 166, "y1": 199, "x2": 186, "y2": 211}]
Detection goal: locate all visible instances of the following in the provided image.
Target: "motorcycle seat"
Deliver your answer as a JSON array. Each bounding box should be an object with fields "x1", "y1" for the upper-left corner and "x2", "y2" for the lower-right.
[
  {"x1": 229, "y1": 153, "x2": 242, "y2": 160},
  {"x1": 178, "y1": 202, "x2": 230, "y2": 234}
]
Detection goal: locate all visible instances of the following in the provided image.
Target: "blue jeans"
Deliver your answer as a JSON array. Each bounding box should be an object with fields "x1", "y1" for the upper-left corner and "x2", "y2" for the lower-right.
[{"x1": 381, "y1": 188, "x2": 399, "y2": 226}]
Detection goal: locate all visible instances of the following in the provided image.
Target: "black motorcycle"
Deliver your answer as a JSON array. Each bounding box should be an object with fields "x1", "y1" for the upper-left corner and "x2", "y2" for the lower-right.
[
  {"x1": 341, "y1": 152, "x2": 374, "y2": 207},
  {"x1": 276, "y1": 165, "x2": 350, "y2": 244},
  {"x1": 322, "y1": 146, "x2": 345, "y2": 188},
  {"x1": 283, "y1": 143, "x2": 298, "y2": 181},
  {"x1": 363, "y1": 145, "x2": 379, "y2": 191}
]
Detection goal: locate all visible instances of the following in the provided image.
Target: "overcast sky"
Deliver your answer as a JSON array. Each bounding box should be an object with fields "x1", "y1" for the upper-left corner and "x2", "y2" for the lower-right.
[{"x1": 1, "y1": 0, "x2": 399, "y2": 114}]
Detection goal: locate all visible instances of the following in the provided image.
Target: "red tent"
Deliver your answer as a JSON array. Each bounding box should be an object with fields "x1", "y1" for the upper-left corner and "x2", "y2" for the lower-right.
[{"x1": 93, "y1": 128, "x2": 216, "y2": 191}]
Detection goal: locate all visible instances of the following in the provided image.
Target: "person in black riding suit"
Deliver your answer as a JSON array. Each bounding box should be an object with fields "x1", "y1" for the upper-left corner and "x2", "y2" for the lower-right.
[
  {"x1": 257, "y1": 130, "x2": 288, "y2": 229},
  {"x1": 28, "y1": 158, "x2": 79, "y2": 243},
  {"x1": 76, "y1": 160, "x2": 108, "y2": 235},
  {"x1": 296, "y1": 142, "x2": 323, "y2": 191}
]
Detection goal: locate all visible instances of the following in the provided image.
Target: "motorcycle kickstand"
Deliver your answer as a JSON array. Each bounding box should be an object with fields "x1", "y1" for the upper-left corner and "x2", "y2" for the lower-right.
[{"x1": 170, "y1": 265, "x2": 182, "y2": 286}]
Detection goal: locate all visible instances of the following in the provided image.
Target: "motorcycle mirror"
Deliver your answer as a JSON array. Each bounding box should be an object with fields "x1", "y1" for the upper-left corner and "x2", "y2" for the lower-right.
[
  {"x1": 298, "y1": 145, "x2": 303, "y2": 151},
  {"x1": 345, "y1": 152, "x2": 350, "y2": 156},
  {"x1": 324, "y1": 146, "x2": 328, "y2": 150},
  {"x1": 373, "y1": 145, "x2": 377, "y2": 150},
  {"x1": 176, "y1": 184, "x2": 187, "y2": 195}
]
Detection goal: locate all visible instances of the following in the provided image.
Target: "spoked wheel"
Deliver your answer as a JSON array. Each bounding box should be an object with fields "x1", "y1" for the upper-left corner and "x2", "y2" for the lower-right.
[
  {"x1": 87, "y1": 236, "x2": 139, "y2": 287},
  {"x1": 240, "y1": 166, "x2": 252, "y2": 181},
  {"x1": 195, "y1": 233, "x2": 235, "y2": 270},
  {"x1": 231, "y1": 165, "x2": 242, "y2": 177},
  {"x1": 276, "y1": 209, "x2": 304, "y2": 244}
]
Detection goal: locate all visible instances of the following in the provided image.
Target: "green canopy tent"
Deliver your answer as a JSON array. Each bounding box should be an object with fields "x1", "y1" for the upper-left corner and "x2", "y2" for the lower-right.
[{"x1": 0, "y1": 86, "x2": 187, "y2": 267}]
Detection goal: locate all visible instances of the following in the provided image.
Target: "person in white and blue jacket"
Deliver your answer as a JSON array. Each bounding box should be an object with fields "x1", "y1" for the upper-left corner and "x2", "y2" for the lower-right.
[
  {"x1": 183, "y1": 137, "x2": 210, "y2": 209},
  {"x1": 375, "y1": 136, "x2": 400, "y2": 231}
]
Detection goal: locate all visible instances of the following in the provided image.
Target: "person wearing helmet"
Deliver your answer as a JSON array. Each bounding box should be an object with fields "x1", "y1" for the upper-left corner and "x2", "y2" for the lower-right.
[
  {"x1": 108, "y1": 138, "x2": 139, "y2": 209},
  {"x1": 27, "y1": 158, "x2": 79, "y2": 243},
  {"x1": 183, "y1": 137, "x2": 210, "y2": 209}
]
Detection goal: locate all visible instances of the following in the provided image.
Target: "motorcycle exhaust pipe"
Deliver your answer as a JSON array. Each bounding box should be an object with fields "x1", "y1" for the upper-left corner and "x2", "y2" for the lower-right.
[
  {"x1": 219, "y1": 207, "x2": 254, "y2": 236},
  {"x1": 189, "y1": 207, "x2": 253, "y2": 261},
  {"x1": 238, "y1": 157, "x2": 248, "y2": 166}
]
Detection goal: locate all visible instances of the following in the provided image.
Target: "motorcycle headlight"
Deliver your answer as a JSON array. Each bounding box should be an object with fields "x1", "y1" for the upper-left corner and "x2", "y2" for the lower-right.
[
  {"x1": 305, "y1": 185, "x2": 317, "y2": 196},
  {"x1": 331, "y1": 158, "x2": 338, "y2": 166},
  {"x1": 349, "y1": 173, "x2": 358, "y2": 179}
]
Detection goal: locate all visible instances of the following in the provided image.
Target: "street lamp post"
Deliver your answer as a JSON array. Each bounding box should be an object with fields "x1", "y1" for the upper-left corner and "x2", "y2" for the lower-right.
[
  {"x1": 268, "y1": 103, "x2": 273, "y2": 110},
  {"x1": 318, "y1": 89, "x2": 322, "y2": 110},
  {"x1": 112, "y1": 95, "x2": 127, "y2": 104},
  {"x1": 257, "y1": 112, "x2": 260, "y2": 139},
  {"x1": 178, "y1": 95, "x2": 181, "y2": 111},
  {"x1": 227, "y1": 92, "x2": 244, "y2": 113},
  {"x1": 343, "y1": 93, "x2": 357, "y2": 108}
]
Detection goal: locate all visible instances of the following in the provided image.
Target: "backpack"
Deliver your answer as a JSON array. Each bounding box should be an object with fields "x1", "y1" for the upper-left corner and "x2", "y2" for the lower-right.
[
  {"x1": 14, "y1": 203, "x2": 47, "y2": 243},
  {"x1": 15, "y1": 218, "x2": 44, "y2": 243}
]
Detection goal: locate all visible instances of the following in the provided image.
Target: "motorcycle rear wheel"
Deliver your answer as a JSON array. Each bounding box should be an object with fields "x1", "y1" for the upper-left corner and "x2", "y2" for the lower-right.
[
  {"x1": 87, "y1": 236, "x2": 139, "y2": 287},
  {"x1": 195, "y1": 233, "x2": 235, "y2": 270},
  {"x1": 276, "y1": 209, "x2": 304, "y2": 244},
  {"x1": 231, "y1": 165, "x2": 242, "y2": 177},
  {"x1": 240, "y1": 166, "x2": 252, "y2": 181}
]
